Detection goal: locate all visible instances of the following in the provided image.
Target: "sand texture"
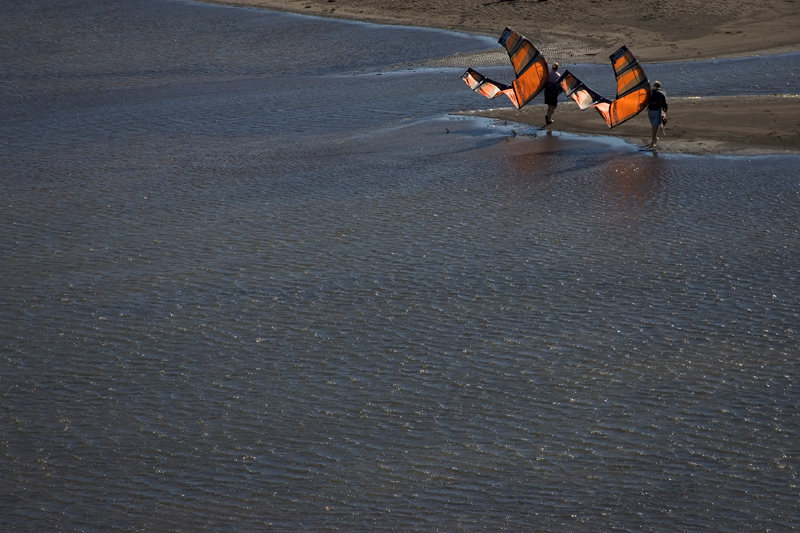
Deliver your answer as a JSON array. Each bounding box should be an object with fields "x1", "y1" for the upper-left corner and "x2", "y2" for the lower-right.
[
  {"x1": 460, "y1": 96, "x2": 800, "y2": 155},
  {"x1": 200, "y1": 0, "x2": 800, "y2": 63}
]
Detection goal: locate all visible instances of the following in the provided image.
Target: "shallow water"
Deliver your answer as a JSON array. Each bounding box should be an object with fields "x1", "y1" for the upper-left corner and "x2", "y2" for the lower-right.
[{"x1": 2, "y1": 0, "x2": 799, "y2": 530}]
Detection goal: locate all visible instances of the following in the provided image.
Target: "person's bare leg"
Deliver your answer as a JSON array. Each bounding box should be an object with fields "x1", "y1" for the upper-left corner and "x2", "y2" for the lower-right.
[{"x1": 546, "y1": 105, "x2": 556, "y2": 124}]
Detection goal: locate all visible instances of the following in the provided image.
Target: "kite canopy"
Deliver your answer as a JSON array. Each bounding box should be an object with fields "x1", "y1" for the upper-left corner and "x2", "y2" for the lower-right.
[
  {"x1": 462, "y1": 27, "x2": 549, "y2": 109},
  {"x1": 559, "y1": 45, "x2": 651, "y2": 128}
]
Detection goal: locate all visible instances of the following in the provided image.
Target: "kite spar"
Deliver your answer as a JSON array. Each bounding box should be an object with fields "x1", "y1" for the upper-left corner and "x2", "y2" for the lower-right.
[{"x1": 461, "y1": 27, "x2": 549, "y2": 110}]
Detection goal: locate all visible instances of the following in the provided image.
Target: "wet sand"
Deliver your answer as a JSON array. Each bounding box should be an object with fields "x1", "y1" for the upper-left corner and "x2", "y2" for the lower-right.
[
  {"x1": 460, "y1": 96, "x2": 800, "y2": 155},
  {"x1": 197, "y1": 0, "x2": 800, "y2": 155}
]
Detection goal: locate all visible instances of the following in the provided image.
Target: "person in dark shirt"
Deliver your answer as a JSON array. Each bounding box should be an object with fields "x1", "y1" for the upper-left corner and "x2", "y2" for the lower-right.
[
  {"x1": 544, "y1": 62, "x2": 562, "y2": 126},
  {"x1": 648, "y1": 81, "x2": 668, "y2": 148}
]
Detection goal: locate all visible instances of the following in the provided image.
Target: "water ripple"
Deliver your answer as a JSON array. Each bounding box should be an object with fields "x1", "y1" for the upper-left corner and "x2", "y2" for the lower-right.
[{"x1": 2, "y1": 0, "x2": 800, "y2": 530}]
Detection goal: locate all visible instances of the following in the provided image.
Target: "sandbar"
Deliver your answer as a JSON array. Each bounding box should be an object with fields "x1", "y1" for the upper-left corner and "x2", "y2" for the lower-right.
[{"x1": 196, "y1": 0, "x2": 800, "y2": 155}]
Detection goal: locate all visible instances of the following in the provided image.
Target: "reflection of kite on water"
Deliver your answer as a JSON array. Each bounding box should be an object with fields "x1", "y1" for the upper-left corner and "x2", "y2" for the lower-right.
[
  {"x1": 461, "y1": 27, "x2": 549, "y2": 110},
  {"x1": 462, "y1": 28, "x2": 651, "y2": 128}
]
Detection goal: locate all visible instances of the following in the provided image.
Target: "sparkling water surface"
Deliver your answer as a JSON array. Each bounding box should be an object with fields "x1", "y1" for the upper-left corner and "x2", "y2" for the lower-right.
[{"x1": 2, "y1": 0, "x2": 799, "y2": 530}]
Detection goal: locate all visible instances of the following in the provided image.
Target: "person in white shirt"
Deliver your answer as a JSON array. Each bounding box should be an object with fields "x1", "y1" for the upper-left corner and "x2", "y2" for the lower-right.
[
  {"x1": 647, "y1": 81, "x2": 669, "y2": 147},
  {"x1": 544, "y1": 62, "x2": 562, "y2": 126}
]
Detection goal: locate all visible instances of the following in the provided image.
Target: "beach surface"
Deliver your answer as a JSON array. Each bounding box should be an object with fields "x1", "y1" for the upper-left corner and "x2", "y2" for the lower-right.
[
  {"x1": 201, "y1": 0, "x2": 800, "y2": 62},
  {"x1": 460, "y1": 96, "x2": 800, "y2": 155},
  {"x1": 198, "y1": 0, "x2": 800, "y2": 154}
]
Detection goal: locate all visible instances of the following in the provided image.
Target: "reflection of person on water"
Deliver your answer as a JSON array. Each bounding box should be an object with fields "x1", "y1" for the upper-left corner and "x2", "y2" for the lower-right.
[
  {"x1": 648, "y1": 81, "x2": 668, "y2": 148},
  {"x1": 544, "y1": 62, "x2": 562, "y2": 125}
]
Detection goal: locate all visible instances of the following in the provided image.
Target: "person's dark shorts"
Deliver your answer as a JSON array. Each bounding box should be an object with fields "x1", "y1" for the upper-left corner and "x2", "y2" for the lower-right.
[
  {"x1": 545, "y1": 92, "x2": 558, "y2": 106},
  {"x1": 648, "y1": 108, "x2": 662, "y2": 127}
]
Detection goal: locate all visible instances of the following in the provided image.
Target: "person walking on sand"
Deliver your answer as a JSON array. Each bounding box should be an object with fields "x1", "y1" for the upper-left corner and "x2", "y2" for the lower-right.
[
  {"x1": 648, "y1": 81, "x2": 668, "y2": 147},
  {"x1": 544, "y1": 62, "x2": 562, "y2": 125}
]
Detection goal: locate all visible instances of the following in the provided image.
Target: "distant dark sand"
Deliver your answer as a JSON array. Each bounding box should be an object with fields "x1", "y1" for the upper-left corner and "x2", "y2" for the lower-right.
[{"x1": 198, "y1": 0, "x2": 800, "y2": 62}]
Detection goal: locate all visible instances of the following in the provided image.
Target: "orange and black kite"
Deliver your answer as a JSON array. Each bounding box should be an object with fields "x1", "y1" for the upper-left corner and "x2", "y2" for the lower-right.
[
  {"x1": 461, "y1": 27, "x2": 549, "y2": 110},
  {"x1": 558, "y1": 46, "x2": 651, "y2": 128}
]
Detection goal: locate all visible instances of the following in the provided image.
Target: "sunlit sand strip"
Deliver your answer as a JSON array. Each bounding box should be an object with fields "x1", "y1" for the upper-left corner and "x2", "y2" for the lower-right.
[{"x1": 396, "y1": 42, "x2": 602, "y2": 70}]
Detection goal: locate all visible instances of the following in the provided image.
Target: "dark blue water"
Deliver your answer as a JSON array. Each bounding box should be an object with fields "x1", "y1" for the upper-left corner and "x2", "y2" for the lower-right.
[{"x1": 2, "y1": 0, "x2": 799, "y2": 530}]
